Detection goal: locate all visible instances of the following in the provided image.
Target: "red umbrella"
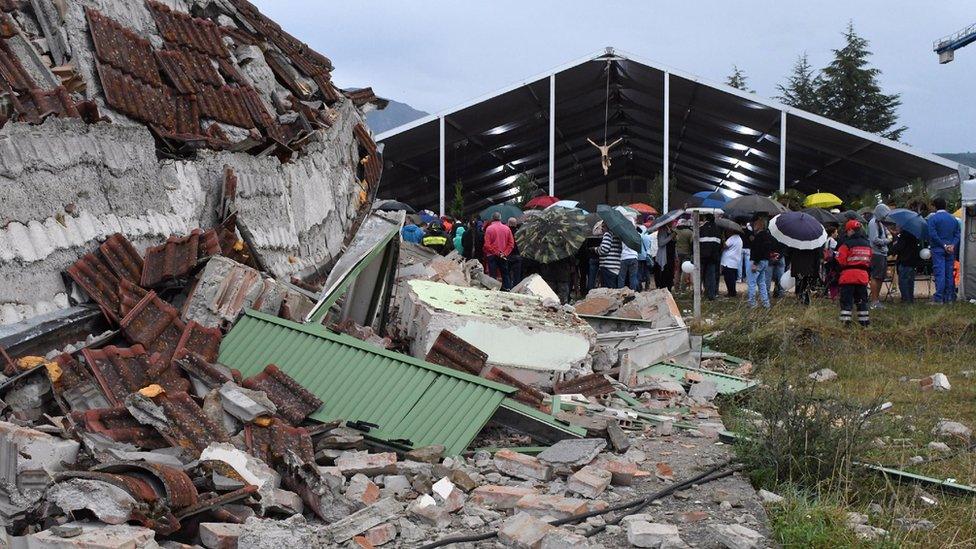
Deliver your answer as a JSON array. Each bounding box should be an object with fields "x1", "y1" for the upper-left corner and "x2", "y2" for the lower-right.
[
  {"x1": 525, "y1": 195, "x2": 560, "y2": 209},
  {"x1": 628, "y1": 202, "x2": 658, "y2": 216}
]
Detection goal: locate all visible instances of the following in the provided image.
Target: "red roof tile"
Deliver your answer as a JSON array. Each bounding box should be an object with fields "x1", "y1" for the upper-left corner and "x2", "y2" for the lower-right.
[
  {"x1": 83, "y1": 344, "x2": 189, "y2": 405},
  {"x1": 150, "y1": 391, "x2": 230, "y2": 455},
  {"x1": 70, "y1": 406, "x2": 169, "y2": 449},
  {"x1": 100, "y1": 233, "x2": 144, "y2": 284},
  {"x1": 425, "y1": 330, "x2": 486, "y2": 376},
  {"x1": 354, "y1": 122, "x2": 382, "y2": 187},
  {"x1": 147, "y1": 1, "x2": 228, "y2": 59},
  {"x1": 0, "y1": 38, "x2": 34, "y2": 92},
  {"x1": 163, "y1": 46, "x2": 223, "y2": 88},
  {"x1": 196, "y1": 84, "x2": 254, "y2": 128},
  {"x1": 119, "y1": 292, "x2": 187, "y2": 366},
  {"x1": 85, "y1": 7, "x2": 161, "y2": 86},
  {"x1": 51, "y1": 353, "x2": 111, "y2": 413},
  {"x1": 172, "y1": 351, "x2": 235, "y2": 390},
  {"x1": 141, "y1": 228, "x2": 217, "y2": 287},
  {"x1": 118, "y1": 277, "x2": 149, "y2": 319},
  {"x1": 93, "y1": 461, "x2": 199, "y2": 510},
  {"x1": 173, "y1": 321, "x2": 222, "y2": 364},
  {"x1": 66, "y1": 252, "x2": 122, "y2": 323},
  {"x1": 155, "y1": 49, "x2": 199, "y2": 95},
  {"x1": 344, "y1": 87, "x2": 379, "y2": 107},
  {"x1": 96, "y1": 61, "x2": 176, "y2": 130},
  {"x1": 244, "y1": 418, "x2": 314, "y2": 465},
  {"x1": 553, "y1": 371, "x2": 616, "y2": 397},
  {"x1": 227, "y1": 0, "x2": 332, "y2": 74},
  {"x1": 56, "y1": 468, "x2": 181, "y2": 533},
  {"x1": 241, "y1": 85, "x2": 284, "y2": 143},
  {"x1": 242, "y1": 364, "x2": 322, "y2": 425}
]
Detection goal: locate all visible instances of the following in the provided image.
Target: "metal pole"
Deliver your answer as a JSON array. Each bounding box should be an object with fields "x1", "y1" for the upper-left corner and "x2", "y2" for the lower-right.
[
  {"x1": 779, "y1": 111, "x2": 786, "y2": 194},
  {"x1": 549, "y1": 74, "x2": 556, "y2": 196},
  {"x1": 691, "y1": 210, "x2": 701, "y2": 321},
  {"x1": 663, "y1": 72, "x2": 670, "y2": 212},
  {"x1": 439, "y1": 115, "x2": 445, "y2": 217}
]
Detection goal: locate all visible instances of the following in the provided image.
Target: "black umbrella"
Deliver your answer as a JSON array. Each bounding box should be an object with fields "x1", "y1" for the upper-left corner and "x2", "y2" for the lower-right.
[
  {"x1": 801, "y1": 208, "x2": 840, "y2": 226},
  {"x1": 647, "y1": 209, "x2": 685, "y2": 232},
  {"x1": 841, "y1": 210, "x2": 867, "y2": 224},
  {"x1": 716, "y1": 217, "x2": 743, "y2": 234},
  {"x1": 769, "y1": 212, "x2": 828, "y2": 250},
  {"x1": 374, "y1": 200, "x2": 416, "y2": 213},
  {"x1": 722, "y1": 195, "x2": 788, "y2": 217},
  {"x1": 597, "y1": 205, "x2": 643, "y2": 252}
]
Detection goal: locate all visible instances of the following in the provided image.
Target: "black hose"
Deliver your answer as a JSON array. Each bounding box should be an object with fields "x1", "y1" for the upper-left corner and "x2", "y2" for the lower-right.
[{"x1": 418, "y1": 460, "x2": 737, "y2": 549}]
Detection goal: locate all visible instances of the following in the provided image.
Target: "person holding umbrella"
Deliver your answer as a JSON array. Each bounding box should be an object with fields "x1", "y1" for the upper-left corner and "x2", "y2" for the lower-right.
[
  {"x1": 516, "y1": 208, "x2": 588, "y2": 303},
  {"x1": 747, "y1": 215, "x2": 773, "y2": 309},
  {"x1": 598, "y1": 227, "x2": 623, "y2": 289},
  {"x1": 889, "y1": 224, "x2": 921, "y2": 303},
  {"x1": 720, "y1": 228, "x2": 743, "y2": 298},
  {"x1": 698, "y1": 214, "x2": 723, "y2": 300},
  {"x1": 836, "y1": 220, "x2": 873, "y2": 326},
  {"x1": 866, "y1": 204, "x2": 892, "y2": 309}
]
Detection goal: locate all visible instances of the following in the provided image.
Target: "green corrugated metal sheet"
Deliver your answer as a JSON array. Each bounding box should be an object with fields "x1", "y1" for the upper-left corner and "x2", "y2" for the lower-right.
[
  {"x1": 218, "y1": 310, "x2": 515, "y2": 455},
  {"x1": 638, "y1": 362, "x2": 757, "y2": 395}
]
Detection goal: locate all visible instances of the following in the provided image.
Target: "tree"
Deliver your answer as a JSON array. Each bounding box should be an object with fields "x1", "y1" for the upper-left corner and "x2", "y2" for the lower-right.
[
  {"x1": 771, "y1": 189, "x2": 806, "y2": 211},
  {"x1": 725, "y1": 66, "x2": 752, "y2": 92},
  {"x1": 449, "y1": 180, "x2": 465, "y2": 220},
  {"x1": 817, "y1": 22, "x2": 906, "y2": 141},
  {"x1": 513, "y1": 173, "x2": 540, "y2": 208},
  {"x1": 777, "y1": 53, "x2": 821, "y2": 112},
  {"x1": 647, "y1": 172, "x2": 677, "y2": 212}
]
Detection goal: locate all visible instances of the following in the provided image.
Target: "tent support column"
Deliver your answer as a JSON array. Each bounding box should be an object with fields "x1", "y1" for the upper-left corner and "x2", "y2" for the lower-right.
[
  {"x1": 549, "y1": 74, "x2": 556, "y2": 196},
  {"x1": 439, "y1": 115, "x2": 445, "y2": 217},
  {"x1": 663, "y1": 71, "x2": 670, "y2": 212},
  {"x1": 779, "y1": 110, "x2": 786, "y2": 195}
]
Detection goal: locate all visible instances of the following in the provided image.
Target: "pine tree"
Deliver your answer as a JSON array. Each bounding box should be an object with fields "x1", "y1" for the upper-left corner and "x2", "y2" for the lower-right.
[
  {"x1": 449, "y1": 180, "x2": 465, "y2": 220},
  {"x1": 513, "y1": 173, "x2": 539, "y2": 208},
  {"x1": 777, "y1": 53, "x2": 821, "y2": 112},
  {"x1": 817, "y1": 22, "x2": 906, "y2": 140},
  {"x1": 725, "y1": 66, "x2": 752, "y2": 92}
]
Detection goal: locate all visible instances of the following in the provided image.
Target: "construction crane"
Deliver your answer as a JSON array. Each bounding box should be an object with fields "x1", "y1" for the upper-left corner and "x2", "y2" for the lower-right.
[{"x1": 934, "y1": 22, "x2": 976, "y2": 63}]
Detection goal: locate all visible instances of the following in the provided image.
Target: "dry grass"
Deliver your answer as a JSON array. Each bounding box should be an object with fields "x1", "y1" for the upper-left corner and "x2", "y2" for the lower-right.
[{"x1": 682, "y1": 294, "x2": 976, "y2": 547}]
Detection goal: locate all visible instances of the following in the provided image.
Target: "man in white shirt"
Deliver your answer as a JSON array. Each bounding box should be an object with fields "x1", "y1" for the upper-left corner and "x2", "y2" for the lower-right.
[{"x1": 720, "y1": 232, "x2": 743, "y2": 297}]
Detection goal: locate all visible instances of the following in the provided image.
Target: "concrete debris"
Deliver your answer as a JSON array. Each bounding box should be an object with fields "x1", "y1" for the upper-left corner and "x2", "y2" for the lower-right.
[
  {"x1": 537, "y1": 438, "x2": 607, "y2": 472},
  {"x1": 709, "y1": 523, "x2": 765, "y2": 549},
  {"x1": 511, "y1": 274, "x2": 560, "y2": 302},
  {"x1": 46, "y1": 478, "x2": 138, "y2": 525},
  {"x1": 494, "y1": 449, "x2": 554, "y2": 481},
  {"x1": 200, "y1": 442, "x2": 280, "y2": 489},
  {"x1": 498, "y1": 512, "x2": 557, "y2": 548},
  {"x1": 626, "y1": 520, "x2": 686, "y2": 548},
  {"x1": 20, "y1": 522, "x2": 160, "y2": 548},
  {"x1": 932, "y1": 420, "x2": 972, "y2": 443},
  {"x1": 919, "y1": 373, "x2": 951, "y2": 392},
  {"x1": 218, "y1": 381, "x2": 277, "y2": 422},
  {"x1": 808, "y1": 368, "x2": 838, "y2": 382},
  {"x1": 574, "y1": 288, "x2": 684, "y2": 329},
  {"x1": 566, "y1": 466, "x2": 612, "y2": 499}
]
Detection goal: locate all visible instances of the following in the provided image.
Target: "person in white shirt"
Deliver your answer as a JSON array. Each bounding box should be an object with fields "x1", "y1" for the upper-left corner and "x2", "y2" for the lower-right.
[{"x1": 720, "y1": 231, "x2": 743, "y2": 297}]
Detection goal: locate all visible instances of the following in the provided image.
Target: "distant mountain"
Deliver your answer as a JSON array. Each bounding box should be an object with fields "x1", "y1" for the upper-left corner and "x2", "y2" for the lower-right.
[
  {"x1": 366, "y1": 99, "x2": 428, "y2": 135},
  {"x1": 938, "y1": 152, "x2": 976, "y2": 168}
]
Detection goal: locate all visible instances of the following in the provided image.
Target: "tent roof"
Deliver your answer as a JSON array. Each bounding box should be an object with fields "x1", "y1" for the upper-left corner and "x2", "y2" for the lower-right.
[{"x1": 376, "y1": 47, "x2": 966, "y2": 215}]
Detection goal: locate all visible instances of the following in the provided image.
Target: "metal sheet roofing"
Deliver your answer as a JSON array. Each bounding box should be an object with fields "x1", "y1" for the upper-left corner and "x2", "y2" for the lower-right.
[
  {"x1": 218, "y1": 310, "x2": 516, "y2": 455},
  {"x1": 377, "y1": 47, "x2": 968, "y2": 215}
]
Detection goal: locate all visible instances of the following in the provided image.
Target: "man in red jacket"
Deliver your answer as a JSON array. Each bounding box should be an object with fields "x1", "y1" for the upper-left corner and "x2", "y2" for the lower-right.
[
  {"x1": 484, "y1": 212, "x2": 515, "y2": 289},
  {"x1": 836, "y1": 220, "x2": 872, "y2": 326}
]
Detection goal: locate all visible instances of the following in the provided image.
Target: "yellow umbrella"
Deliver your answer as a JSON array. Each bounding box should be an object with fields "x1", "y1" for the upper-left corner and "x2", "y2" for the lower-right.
[
  {"x1": 954, "y1": 208, "x2": 963, "y2": 219},
  {"x1": 803, "y1": 192, "x2": 843, "y2": 209}
]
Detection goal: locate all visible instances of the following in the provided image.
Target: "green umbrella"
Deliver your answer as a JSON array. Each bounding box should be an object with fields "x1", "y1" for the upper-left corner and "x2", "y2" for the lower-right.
[
  {"x1": 516, "y1": 208, "x2": 588, "y2": 264},
  {"x1": 597, "y1": 205, "x2": 643, "y2": 252},
  {"x1": 480, "y1": 203, "x2": 523, "y2": 221}
]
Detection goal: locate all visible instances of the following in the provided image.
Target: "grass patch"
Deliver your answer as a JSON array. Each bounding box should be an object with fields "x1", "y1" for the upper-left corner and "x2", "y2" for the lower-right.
[{"x1": 767, "y1": 488, "x2": 900, "y2": 548}]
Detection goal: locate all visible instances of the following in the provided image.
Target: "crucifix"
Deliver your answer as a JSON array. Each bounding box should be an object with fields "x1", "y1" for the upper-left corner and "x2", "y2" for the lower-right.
[{"x1": 587, "y1": 137, "x2": 623, "y2": 176}]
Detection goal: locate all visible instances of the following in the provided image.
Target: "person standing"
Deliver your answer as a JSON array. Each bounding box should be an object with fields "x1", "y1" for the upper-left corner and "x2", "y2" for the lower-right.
[
  {"x1": 674, "y1": 221, "x2": 693, "y2": 291},
  {"x1": 484, "y1": 212, "x2": 515, "y2": 290},
  {"x1": 654, "y1": 224, "x2": 676, "y2": 291},
  {"x1": 460, "y1": 217, "x2": 483, "y2": 261},
  {"x1": 836, "y1": 220, "x2": 872, "y2": 326},
  {"x1": 720, "y1": 230, "x2": 742, "y2": 297},
  {"x1": 767, "y1": 237, "x2": 786, "y2": 299},
  {"x1": 789, "y1": 247, "x2": 821, "y2": 306},
  {"x1": 638, "y1": 225, "x2": 657, "y2": 291},
  {"x1": 747, "y1": 216, "x2": 772, "y2": 309},
  {"x1": 867, "y1": 204, "x2": 892, "y2": 308},
  {"x1": 698, "y1": 215, "x2": 722, "y2": 300},
  {"x1": 583, "y1": 224, "x2": 604, "y2": 291},
  {"x1": 926, "y1": 197, "x2": 961, "y2": 304},
  {"x1": 598, "y1": 227, "x2": 623, "y2": 289},
  {"x1": 421, "y1": 222, "x2": 452, "y2": 255},
  {"x1": 539, "y1": 256, "x2": 576, "y2": 304},
  {"x1": 739, "y1": 222, "x2": 752, "y2": 283},
  {"x1": 452, "y1": 221, "x2": 466, "y2": 254},
  {"x1": 889, "y1": 225, "x2": 920, "y2": 303},
  {"x1": 824, "y1": 225, "x2": 841, "y2": 300},
  {"x1": 506, "y1": 217, "x2": 524, "y2": 287}
]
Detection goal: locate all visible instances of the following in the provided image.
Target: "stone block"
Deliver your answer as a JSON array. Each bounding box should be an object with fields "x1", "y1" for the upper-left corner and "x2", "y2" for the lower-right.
[
  {"x1": 200, "y1": 522, "x2": 244, "y2": 549},
  {"x1": 362, "y1": 522, "x2": 397, "y2": 546},
  {"x1": 626, "y1": 521, "x2": 685, "y2": 548},
  {"x1": 709, "y1": 523, "x2": 764, "y2": 549},
  {"x1": 566, "y1": 466, "x2": 612, "y2": 499},
  {"x1": 498, "y1": 512, "x2": 556, "y2": 549},
  {"x1": 335, "y1": 451, "x2": 398, "y2": 476},
  {"x1": 515, "y1": 494, "x2": 588, "y2": 520},
  {"x1": 494, "y1": 449, "x2": 553, "y2": 481},
  {"x1": 536, "y1": 439, "x2": 606, "y2": 472},
  {"x1": 345, "y1": 474, "x2": 380, "y2": 507},
  {"x1": 919, "y1": 373, "x2": 951, "y2": 391},
  {"x1": 26, "y1": 522, "x2": 157, "y2": 548},
  {"x1": 471, "y1": 485, "x2": 538, "y2": 510}
]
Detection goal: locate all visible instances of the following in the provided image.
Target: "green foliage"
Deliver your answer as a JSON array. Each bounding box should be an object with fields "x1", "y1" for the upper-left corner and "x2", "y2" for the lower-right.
[
  {"x1": 817, "y1": 22, "x2": 905, "y2": 141},
  {"x1": 647, "y1": 172, "x2": 677, "y2": 212},
  {"x1": 886, "y1": 179, "x2": 932, "y2": 213},
  {"x1": 513, "y1": 173, "x2": 540, "y2": 208},
  {"x1": 772, "y1": 189, "x2": 807, "y2": 211},
  {"x1": 768, "y1": 489, "x2": 900, "y2": 549},
  {"x1": 726, "y1": 65, "x2": 752, "y2": 92},
  {"x1": 777, "y1": 53, "x2": 822, "y2": 112},
  {"x1": 846, "y1": 191, "x2": 881, "y2": 211},
  {"x1": 449, "y1": 180, "x2": 465, "y2": 220}
]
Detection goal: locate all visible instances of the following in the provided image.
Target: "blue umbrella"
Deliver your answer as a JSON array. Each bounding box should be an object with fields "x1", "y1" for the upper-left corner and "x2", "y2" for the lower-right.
[
  {"x1": 688, "y1": 191, "x2": 729, "y2": 209},
  {"x1": 886, "y1": 208, "x2": 928, "y2": 241},
  {"x1": 769, "y1": 211, "x2": 827, "y2": 250},
  {"x1": 418, "y1": 212, "x2": 438, "y2": 224}
]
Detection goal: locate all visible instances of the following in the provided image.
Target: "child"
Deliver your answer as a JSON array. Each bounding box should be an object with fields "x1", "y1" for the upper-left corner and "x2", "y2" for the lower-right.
[{"x1": 836, "y1": 220, "x2": 872, "y2": 326}]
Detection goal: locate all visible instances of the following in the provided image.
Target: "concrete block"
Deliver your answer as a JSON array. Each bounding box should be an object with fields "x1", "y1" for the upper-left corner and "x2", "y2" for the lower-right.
[
  {"x1": 920, "y1": 373, "x2": 951, "y2": 391},
  {"x1": 361, "y1": 522, "x2": 397, "y2": 546},
  {"x1": 200, "y1": 522, "x2": 244, "y2": 549},
  {"x1": 537, "y1": 439, "x2": 606, "y2": 472},
  {"x1": 498, "y1": 512, "x2": 556, "y2": 549},
  {"x1": 626, "y1": 521, "x2": 685, "y2": 548},
  {"x1": 0, "y1": 421, "x2": 79, "y2": 474},
  {"x1": 471, "y1": 485, "x2": 538, "y2": 510},
  {"x1": 431, "y1": 477, "x2": 465, "y2": 512},
  {"x1": 515, "y1": 494, "x2": 588, "y2": 520},
  {"x1": 709, "y1": 523, "x2": 764, "y2": 549},
  {"x1": 539, "y1": 528, "x2": 592, "y2": 548},
  {"x1": 407, "y1": 494, "x2": 451, "y2": 528},
  {"x1": 326, "y1": 497, "x2": 404, "y2": 543},
  {"x1": 397, "y1": 280, "x2": 596, "y2": 386},
  {"x1": 345, "y1": 474, "x2": 380, "y2": 508},
  {"x1": 494, "y1": 449, "x2": 553, "y2": 481},
  {"x1": 25, "y1": 522, "x2": 157, "y2": 548},
  {"x1": 335, "y1": 451, "x2": 398, "y2": 476},
  {"x1": 511, "y1": 274, "x2": 560, "y2": 302},
  {"x1": 566, "y1": 466, "x2": 612, "y2": 499}
]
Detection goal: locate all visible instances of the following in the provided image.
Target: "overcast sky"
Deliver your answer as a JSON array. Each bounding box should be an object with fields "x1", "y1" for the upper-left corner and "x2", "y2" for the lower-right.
[{"x1": 253, "y1": 1, "x2": 974, "y2": 153}]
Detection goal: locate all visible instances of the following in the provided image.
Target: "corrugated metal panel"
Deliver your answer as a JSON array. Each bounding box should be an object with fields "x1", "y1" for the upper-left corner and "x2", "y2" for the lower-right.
[
  {"x1": 219, "y1": 310, "x2": 515, "y2": 455},
  {"x1": 638, "y1": 363, "x2": 757, "y2": 395}
]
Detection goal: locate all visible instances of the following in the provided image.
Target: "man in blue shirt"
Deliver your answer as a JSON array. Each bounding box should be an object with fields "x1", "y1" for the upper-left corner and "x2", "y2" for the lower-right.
[{"x1": 926, "y1": 197, "x2": 961, "y2": 303}]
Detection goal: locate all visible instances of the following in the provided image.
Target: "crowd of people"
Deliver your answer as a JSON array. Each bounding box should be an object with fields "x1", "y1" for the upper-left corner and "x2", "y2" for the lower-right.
[{"x1": 399, "y1": 196, "x2": 963, "y2": 327}]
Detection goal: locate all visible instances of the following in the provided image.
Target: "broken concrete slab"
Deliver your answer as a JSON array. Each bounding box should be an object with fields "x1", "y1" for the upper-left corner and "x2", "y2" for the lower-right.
[
  {"x1": 626, "y1": 521, "x2": 685, "y2": 548},
  {"x1": 566, "y1": 466, "x2": 612, "y2": 499},
  {"x1": 709, "y1": 523, "x2": 765, "y2": 549},
  {"x1": 46, "y1": 478, "x2": 138, "y2": 525},
  {"x1": 218, "y1": 381, "x2": 277, "y2": 422},
  {"x1": 494, "y1": 449, "x2": 553, "y2": 481},
  {"x1": 511, "y1": 274, "x2": 560, "y2": 302},
  {"x1": 0, "y1": 421, "x2": 79, "y2": 474},
  {"x1": 514, "y1": 493, "x2": 589, "y2": 520},
  {"x1": 200, "y1": 442, "x2": 280, "y2": 489},
  {"x1": 396, "y1": 280, "x2": 596, "y2": 387},
  {"x1": 20, "y1": 521, "x2": 159, "y2": 548},
  {"x1": 326, "y1": 497, "x2": 404, "y2": 543},
  {"x1": 336, "y1": 451, "x2": 398, "y2": 476},
  {"x1": 498, "y1": 512, "x2": 557, "y2": 549},
  {"x1": 537, "y1": 438, "x2": 606, "y2": 472},
  {"x1": 199, "y1": 522, "x2": 244, "y2": 549}
]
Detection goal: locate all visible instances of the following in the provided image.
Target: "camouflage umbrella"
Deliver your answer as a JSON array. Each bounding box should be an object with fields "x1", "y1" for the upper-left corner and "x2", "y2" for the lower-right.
[{"x1": 516, "y1": 207, "x2": 588, "y2": 264}]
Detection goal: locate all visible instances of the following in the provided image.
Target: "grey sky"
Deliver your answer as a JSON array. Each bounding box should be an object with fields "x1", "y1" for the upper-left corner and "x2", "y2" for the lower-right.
[{"x1": 253, "y1": 1, "x2": 974, "y2": 153}]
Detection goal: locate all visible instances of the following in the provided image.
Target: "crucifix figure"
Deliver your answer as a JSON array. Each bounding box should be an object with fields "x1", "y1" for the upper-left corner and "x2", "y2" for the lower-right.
[{"x1": 587, "y1": 137, "x2": 623, "y2": 176}]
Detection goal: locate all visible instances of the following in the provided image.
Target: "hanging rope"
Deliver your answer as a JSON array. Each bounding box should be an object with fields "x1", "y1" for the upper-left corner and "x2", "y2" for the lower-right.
[
  {"x1": 603, "y1": 59, "x2": 611, "y2": 144},
  {"x1": 588, "y1": 59, "x2": 623, "y2": 176}
]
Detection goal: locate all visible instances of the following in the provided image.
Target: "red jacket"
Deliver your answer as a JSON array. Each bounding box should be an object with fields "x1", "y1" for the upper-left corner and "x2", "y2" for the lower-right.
[
  {"x1": 483, "y1": 221, "x2": 515, "y2": 257},
  {"x1": 836, "y1": 235, "x2": 871, "y2": 286}
]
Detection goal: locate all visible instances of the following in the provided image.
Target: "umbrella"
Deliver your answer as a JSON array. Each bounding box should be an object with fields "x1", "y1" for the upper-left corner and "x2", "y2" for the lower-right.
[
  {"x1": 525, "y1": 195, "x2": 560, "y2": 209},
  {"x1": 547, "y1": 200, "x2": 582, "y2": 210},
  {"x1": 803, "y1": 192, "x2": 843, "y2": 209},
  {"x1": 373, "y1": 199, "x2": 415, "y2": 213},
  {"x1": 716, "y1": 217, "x2": 743, "y2": 234},
  {"x1": 687, "y1": 191, "x2": 728, "y2": 209},
  {"x1": 615, "y1": 205, "x2": 639, "y2": 219},
  {"x1": 647, "y1": 209, "x2": 685, "y2": 232},
  {"x1": 722, "y1": 195, "x2": 788, "y2": 217},
  {"x1": 418, "y1": 211, "x2": 438, "y2": 224},
  {"x1": 769, "y1": 211, "x2": 828, "y2": 250},
  {"x1": 628, "y1": 203, "x2": 659, "y2": 216},
  {"x1": 597, "y1": 205, "x2": 643, "y2": 252},
  {"x1": 886, "y1": 208, "x2": 929, "y2": 241},
  {"x1": 480, "y1": 203, "x2": 523, "y2": 221},
  {"x1": 516, "y1": 208, "x2": 588, "y2": 264},
  {"x1": 801, "y1": 207, "x2": 841, "y2": 226},
  {"x1": 841, "y1": 210, "x2": 867, "y2": 224}
]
